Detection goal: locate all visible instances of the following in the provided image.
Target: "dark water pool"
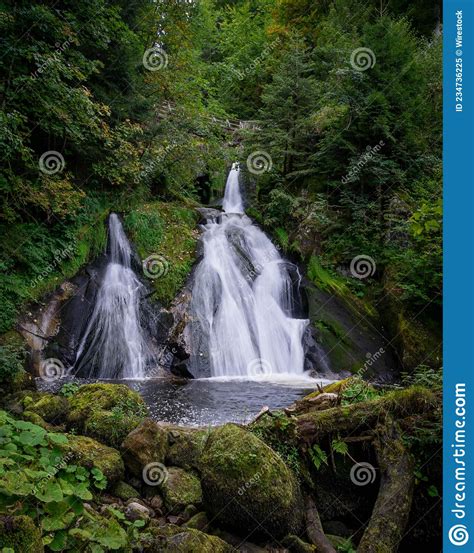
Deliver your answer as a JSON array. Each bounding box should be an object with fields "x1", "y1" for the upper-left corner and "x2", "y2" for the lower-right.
[{"x1": 38, "y1": 375, "x2": 328, "y2": 427}]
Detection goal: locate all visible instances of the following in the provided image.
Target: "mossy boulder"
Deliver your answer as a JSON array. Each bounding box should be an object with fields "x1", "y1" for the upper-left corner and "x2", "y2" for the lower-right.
[
  {"x1": 0, "y1": 515, "x2": 44, "y2": 552},
  {"x1": 67, "y1": 383, "x2": 146, "y2": 431},
  {"x1": 64, "y1": 435, "x2": 124, "y2": 484},
  {"x1": 26, "y1": 393, "x2": 70, "y2": 423},
  {"x1": 85, "y1": 409, "x2": 145, "y2": 448},
  {"x1": 121, "y1": 418, "x2": 168, "y2": 478},
  {"x1": 160, "y1": 467, "x2": 202, "y2": 514},
  {"x1": 166, "y1": 428, "x2": 209, "y2": 471},
  {"x1": 113, "y1": 481, "x2": 140, "y2": 501},
  {"x1": 200, "y1": 424, "x2": 304, "y2": 539},
  {"x1": 142, "y1": 524, "x2": 233, "y2": 552},
  {"x1": 183, "y1": 511, "x2": 208, "y2": 531}
]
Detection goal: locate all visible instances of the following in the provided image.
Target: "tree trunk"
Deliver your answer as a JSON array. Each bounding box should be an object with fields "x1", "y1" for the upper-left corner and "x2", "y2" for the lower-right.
[{"x1": 357, "y1": 420, "x2": 415, "y2": 553}]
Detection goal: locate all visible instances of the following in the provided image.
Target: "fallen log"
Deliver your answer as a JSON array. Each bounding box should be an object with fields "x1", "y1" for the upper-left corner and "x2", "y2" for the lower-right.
[{"x1": 296, "y1": 387, "x2": 440, "y2": 443}]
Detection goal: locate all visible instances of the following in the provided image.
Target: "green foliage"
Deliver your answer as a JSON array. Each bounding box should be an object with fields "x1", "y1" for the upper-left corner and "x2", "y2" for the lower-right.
[
  {"x1": 251, "y1": 412, "x2": 301, "y2": 476},
  {"x1": 309, "y1": 444, "x2": 328, "y2": 470},
  {"x1": 124, "y1": 202, "x2": 198, "y2": 305},
  {"x1": 59, "y1": 383, "x2": 80, "y2": 398},
  {"x1": 401, "y1": 365, "x2": 443, "y2": 391},
  {"x1": 0, "y1": 410, "x2": 130, "y2": 551},
  {"x1": 0, "y1": 342, "x2": 26, "y2": 384},
  {"x1": 341, "y1": 376, "x2": 382, "y2": 405}
]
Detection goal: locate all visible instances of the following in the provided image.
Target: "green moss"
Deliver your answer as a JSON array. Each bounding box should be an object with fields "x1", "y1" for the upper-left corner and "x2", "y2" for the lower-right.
[
  {"x1": 160, "y1": 467, "x2": 203, "y2": 513},
  {"x1": 166, "y1": 428, "x2": 209, "y2": 471},
  {"x1": 112, "y1": 481, "x2": 140, "y2": 501},
  {"x1": 85, "y1": 409, "x2": 145, "y2": 448},
  {"x1": 123, "y1": 202, "x2": 198, "y2": 305},
  {"x1": 200, "y1": 423, "x2": 304, "y2": 539},
  {"x1": 308, "y1": 255, "x2": 376, "y2": 318},
  {"x1": 121, "y1": 418, "x2": 168, "y2": 477},
  {"x1": 27, "y1": 393, "x2": 70, "y2": 422},
  {"x1": 64, "y1": 434, "x2": 124, "y2": 484},
  {"x1": 0, "y1": 515, "x2": 44, "y2": 552},
  {"x1": 142, "y1": 524, "x2": 233, "y2": 552},
  {"x1": 67, "y1": 383, "x2": 146, "y2": 431},
  {"x1": 183, "y1": 512, "x2": 209, "y2": 531}
]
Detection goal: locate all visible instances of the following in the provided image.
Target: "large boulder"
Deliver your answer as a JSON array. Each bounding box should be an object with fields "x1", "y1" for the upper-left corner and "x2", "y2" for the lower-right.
[
  {"x1": 25, "y1": 393, "x2": 70, "y2": 423},
  {"x1": 141, "y1": 524, "x2": 233, "y2": 552},
  {"x1": 0, "y1": 515, "x2": 44, "y2": 552},
  {"x1": 67, "y1": 383, "x2": 146, "y2": 431},
  {"x1": 121, "y1": 418, "x2": 168, "y2": 478},
  {"x1": 160, "y1": 467, "x2": 202, "y2": 514},
  {"x1": 64, "y1": 435, "x2": 124, "y2": 484},
  {"x1": 85, "y1": 409, "x2": 145, "y2": 449},
  {"x1": 166, "y1": 428, "x2": 209, "y2": 471},
  {"x1": 200, "y1": 424, "x2": 304, "y2": 539}
]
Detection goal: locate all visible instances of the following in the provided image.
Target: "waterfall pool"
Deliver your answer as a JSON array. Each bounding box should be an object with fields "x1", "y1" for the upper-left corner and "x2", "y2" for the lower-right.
[{"x1": 37, "y1": 376, "x2": 330, "y2": 427}]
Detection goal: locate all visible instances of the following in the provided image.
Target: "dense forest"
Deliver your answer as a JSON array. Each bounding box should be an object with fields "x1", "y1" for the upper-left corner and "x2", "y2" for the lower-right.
[{"x1": 0, "y1": 1, "x2": 442, "y2": 552}]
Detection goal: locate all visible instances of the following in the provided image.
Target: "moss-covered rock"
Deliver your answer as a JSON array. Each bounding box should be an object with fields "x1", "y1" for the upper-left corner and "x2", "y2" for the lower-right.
[
  {"x1": 85, "y1": 409, "x2": 145, "y2": 448},
  {"x1": 112, "y1": 480, "x2": 140, "y2": 501},
  {"x1": 160, "y1": 467, "x2": 202, "y2": 514},
  {"x1": 121, "y1": 418, "x2": 168, "y2": 478},
  {"x1": 200, "y1": 424, "x2": 304, "y2": 539},
  {"x1": 26, "y1": 393, "x2": 70, "y2": 422},
  {"x1": 141, "y1": 524, "x2": 233, "y2": 552},
  {"x1": 67, "y1": 383, "x2": 146, "y2": 431},
  {"x1": 183, "y1": 511, "x2": 209, "y2": 532},
  {"x1": 166, "y1": 428, "x2": 209, "y2": 471},
  {"x1": 64, "y1": 435, "x2": 124, "y2": 484},
  {"x1": 0, "y1": 515, "x2": 44, "y2": 552}
]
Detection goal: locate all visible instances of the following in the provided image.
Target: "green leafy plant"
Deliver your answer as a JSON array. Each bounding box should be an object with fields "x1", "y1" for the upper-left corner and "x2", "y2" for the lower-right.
[
  {"x1": 309, "y1": 444, "x2": 328, "y2": 470},
  {"x1": 341, "y1": 376, "x2": 382, "y2": 405},
  {"x1": 59, "y1": 382, "x2": 80, "y2": 398},
  {"x1": 0, "y1": 410, "x2": 129, "y2": 551}
]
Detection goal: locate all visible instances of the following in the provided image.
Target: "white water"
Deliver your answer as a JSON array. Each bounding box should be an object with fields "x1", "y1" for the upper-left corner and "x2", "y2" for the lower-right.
[
  {"x1": 73, "y1": 214, "x2": 152, "y2": 379},
  {"x1": 189, "y1": 165, "x2": 310, "y2": 378}
]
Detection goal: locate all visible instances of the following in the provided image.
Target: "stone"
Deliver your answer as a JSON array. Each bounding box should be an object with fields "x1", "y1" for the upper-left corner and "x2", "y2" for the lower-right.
[
  {"x1": 64, "y1": 434, "x2": 124, "y2": 484},
  {"x1": 125, "y1": 502, "x2": 151, "y2": 522},
  {"x1": 0, "y1": 515, "x2": 44, "y2": 552},
  {"x1": 121, "y1": 419, "x2": 168, "y2": 478},
  {"x1": 140, "y1": 524, "x2": 233, "y2": 552},
  {"x1": 200, "y1": 423, "x2": 304, "y2": 539},
  {"x1": 112, "y1": 481, "x2": 140, "y2": 501},
  {"x1": 160, "y1": 467, "x2": 202, "y2": 514}
]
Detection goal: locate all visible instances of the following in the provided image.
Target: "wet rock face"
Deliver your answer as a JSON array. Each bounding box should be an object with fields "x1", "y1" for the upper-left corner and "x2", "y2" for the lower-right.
[{"x1": 302, "y1": 280, "x2": 399, "y2": 381}]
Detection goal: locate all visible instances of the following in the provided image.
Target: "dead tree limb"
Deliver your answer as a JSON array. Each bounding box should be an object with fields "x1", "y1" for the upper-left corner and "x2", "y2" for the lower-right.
[{"x1": 304, "y1": 495, "x2": 336, "y2": 553}]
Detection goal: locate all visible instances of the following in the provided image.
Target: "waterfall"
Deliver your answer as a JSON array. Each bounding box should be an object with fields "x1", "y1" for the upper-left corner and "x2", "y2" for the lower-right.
[
  {"x1": 189, "y1": 165, "x2": 310, "y2": 378},
  {"x1": 73, "y1": 213, "x2": 153, "y2": 379}
]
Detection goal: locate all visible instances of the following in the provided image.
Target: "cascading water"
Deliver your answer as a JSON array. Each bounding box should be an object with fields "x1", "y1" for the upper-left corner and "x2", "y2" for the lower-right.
[
  {"x1": 188, "y1": 164, "x2": 310, "y2": 378},
  {"x1": 73, "y1": 213, "x2": 153, "y2": 379}
]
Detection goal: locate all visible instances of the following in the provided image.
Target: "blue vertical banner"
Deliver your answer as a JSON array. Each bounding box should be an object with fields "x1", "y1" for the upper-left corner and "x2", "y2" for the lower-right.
[{"x1": 444, "y1": 0, "x2": 474, "y2": 551}]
